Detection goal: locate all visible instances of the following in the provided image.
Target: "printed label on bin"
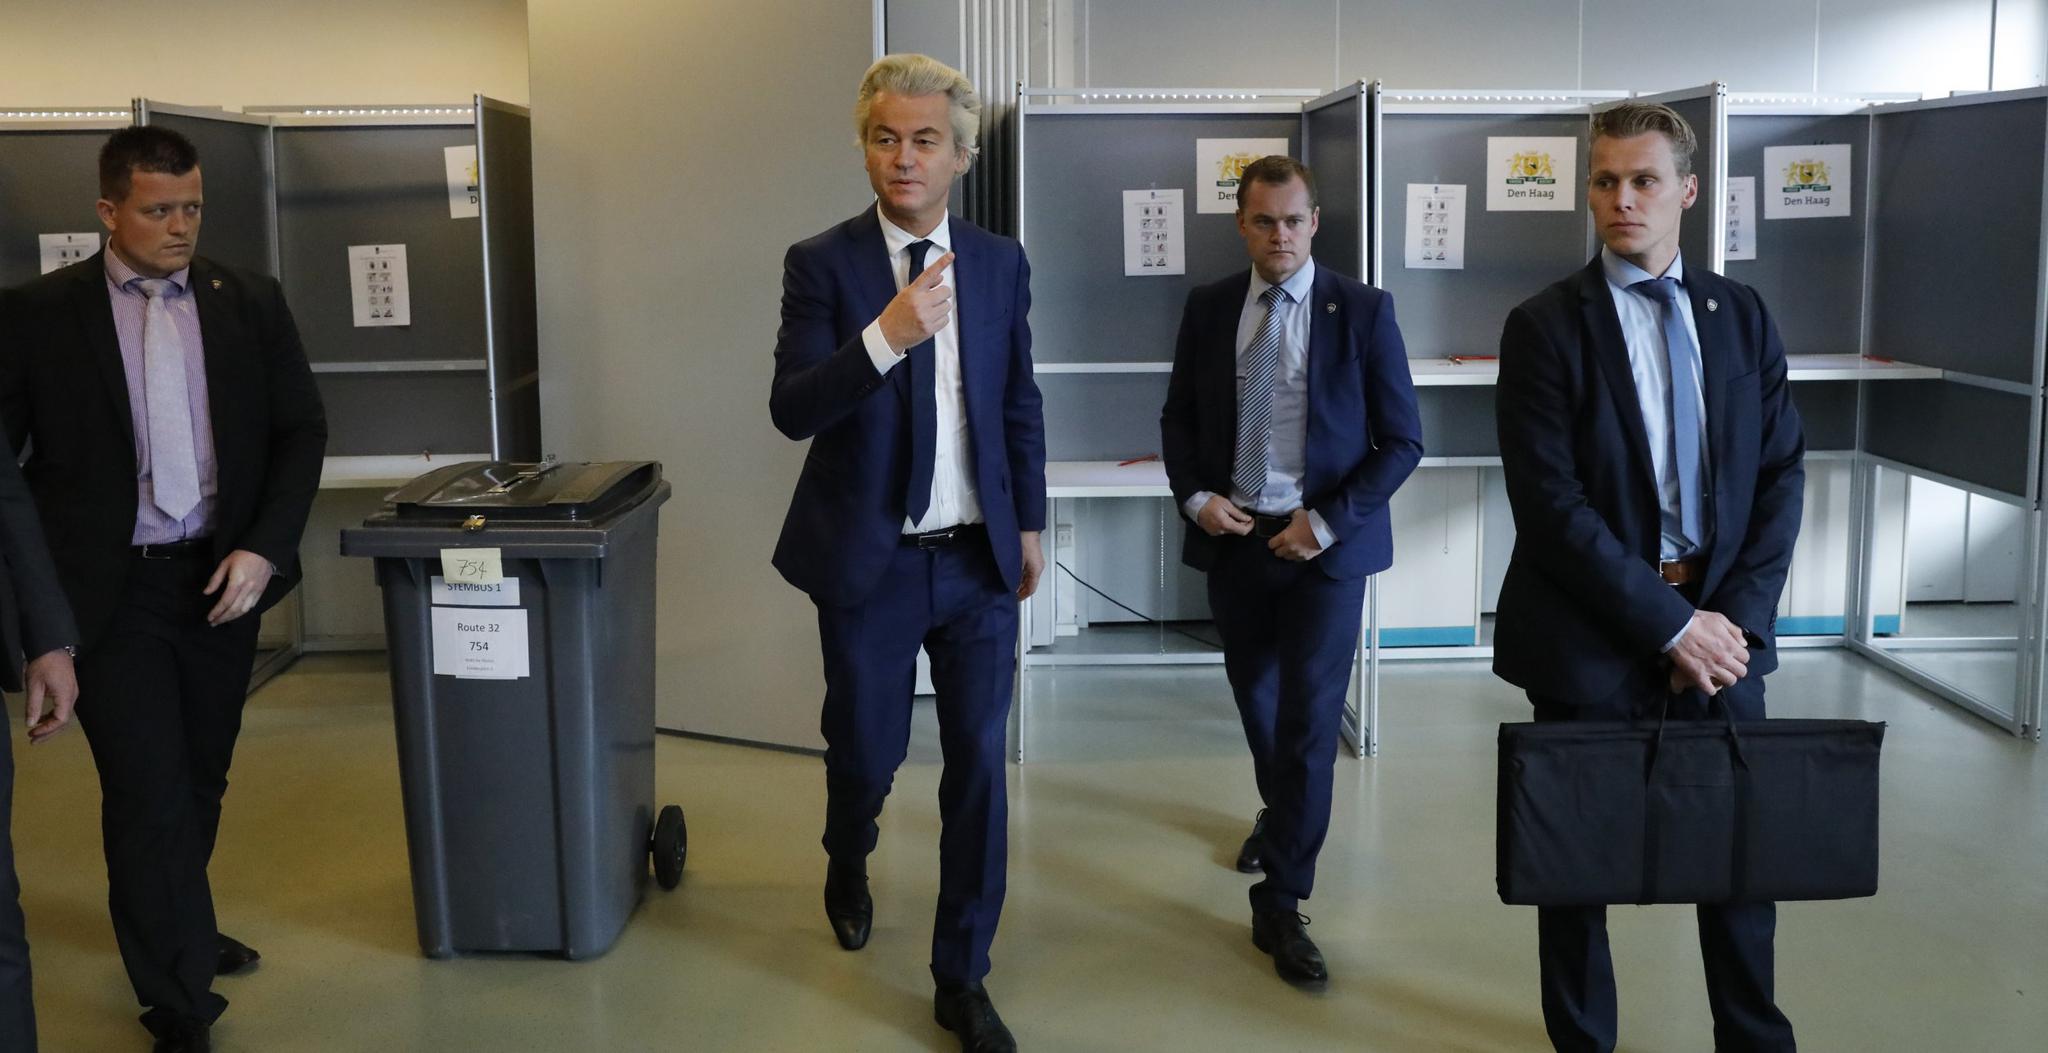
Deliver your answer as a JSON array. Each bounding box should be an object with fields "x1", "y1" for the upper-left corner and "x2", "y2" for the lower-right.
[
  {"x1": 439, "y1": 547, "x2": 504, "y2": 586},
  {"x1": 431, "y1": 606, "x2": 530, "y2": 679},
  {"x1": 429, "y1": 575, "x2": 521, "y2": 607}
]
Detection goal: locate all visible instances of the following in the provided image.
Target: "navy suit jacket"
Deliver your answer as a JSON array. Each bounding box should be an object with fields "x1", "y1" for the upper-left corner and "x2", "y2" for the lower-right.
[
  {"x1": 1160, "y1": 264, "x2": 1423, "y2": 581},
  {"x1": 770, "y1": 208, "x2": 1046, "y2": 607},
  {"x1": 1493, "y1": 256, "x2": 1806, "y2": 701}
]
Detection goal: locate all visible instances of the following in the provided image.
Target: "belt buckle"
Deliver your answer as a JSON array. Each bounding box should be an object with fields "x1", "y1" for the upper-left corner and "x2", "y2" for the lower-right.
[
  {"x1": 141, "y1": 543, "x2": 172, "y2": 560},
  {"x1": 915, "y1": 526, "x2": 957, "y2": 550}
]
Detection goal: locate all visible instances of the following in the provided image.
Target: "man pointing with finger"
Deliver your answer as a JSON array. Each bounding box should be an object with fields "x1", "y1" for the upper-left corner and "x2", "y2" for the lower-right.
[
  {"x1": 769, "y1": 53, "x2": 1043, "y2": 1053},
  {"x1": 0, "y1": 125, "x2": 326, "y2": 1052}
]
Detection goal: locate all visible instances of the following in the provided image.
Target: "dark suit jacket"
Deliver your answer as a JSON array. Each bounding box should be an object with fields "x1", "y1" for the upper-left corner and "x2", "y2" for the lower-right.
[
  {"x1": 1492, "y1": 256, "x2": 1806, "y2": 702},
  {"x1": 769, "y1": 209, "x2": 1046, "y2": 607},
  {"x1": 0, "y1": 404, "x2": 78, "y2": 693},
  {"x1": 1160, "y1": 263, "x2": 1423, "y2": 581},
  {"x1": 0, "y1": 252, "x2": 328, "y2": 651}
]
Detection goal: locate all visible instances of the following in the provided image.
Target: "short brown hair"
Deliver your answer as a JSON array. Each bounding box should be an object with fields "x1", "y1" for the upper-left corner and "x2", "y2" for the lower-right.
[
  {"x1": 98, "y1": 126, "x2": 199, "y2": 202},
  {"x1": 1236, "y1": 155, "x2": 1318, "y2": 209},
  {"x1": 1590, "y1": 102, "x2": 1697, "y2": 179}
]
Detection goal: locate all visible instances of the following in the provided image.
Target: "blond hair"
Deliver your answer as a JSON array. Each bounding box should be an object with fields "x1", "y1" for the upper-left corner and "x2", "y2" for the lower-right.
[
  {"x1": 853, "y1": 53, "x2": 982, "y2": 170},
  {"x1": 1591, "y1": 102, "x2": 1698, "y2": 178}
]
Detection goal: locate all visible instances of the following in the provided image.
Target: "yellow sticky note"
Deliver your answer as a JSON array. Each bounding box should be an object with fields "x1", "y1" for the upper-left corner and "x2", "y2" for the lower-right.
[{"x1": 440, "y1": 547, "x2": 504, "y2": 585}]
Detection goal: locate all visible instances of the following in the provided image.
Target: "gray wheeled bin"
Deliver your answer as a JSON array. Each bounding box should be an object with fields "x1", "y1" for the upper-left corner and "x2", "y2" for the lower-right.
[{"x1": 340, "y1": 460, "x2": 683, "y2": 959}]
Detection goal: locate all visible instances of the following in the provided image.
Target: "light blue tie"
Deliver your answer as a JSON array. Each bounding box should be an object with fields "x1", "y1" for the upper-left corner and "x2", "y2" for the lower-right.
[
  {"x1": 1630, "y1": 277, "x2": 1704, "y2": 551},
  {"x1": 1232, "y1": 285, "x2": 1287, "y2": 502},
  {"x1": 137, "y1": 278, "x2": 202, "y2": 521}
]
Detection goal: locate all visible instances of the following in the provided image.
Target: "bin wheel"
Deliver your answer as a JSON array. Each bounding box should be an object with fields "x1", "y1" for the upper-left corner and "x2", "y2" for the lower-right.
[{"x1": 651, "y1": 805, "x2": 687, "y2": 890}]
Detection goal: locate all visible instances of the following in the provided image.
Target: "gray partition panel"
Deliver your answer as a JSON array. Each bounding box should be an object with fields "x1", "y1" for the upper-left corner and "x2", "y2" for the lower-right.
[
  {"x1": 0, "y1": 130, "x2": 107, "y2": 288},
  {"x1": 1865, "y1": 380, "x2": 2034, "y2": 499},
  {"x1": 147, "y1": 111, "x2": 274, "y2": 279},
  {"x1": 1870, "y1": 98, "x2": 2046, "y2": 383},
  {"x1": 1417, "y1": 387, "x2": 1500, "y2": 459},
  {"x1": 1666, "y1": 95, "x2": 1719, "y2": 274},
  {"x1": 479, "y1": 102, "x2": 541, "y2": 460},
  {"x1": 1305, "y1": 94, "x2": 1365, "y2": 281},
  {"x1": 318, "y1": 373, "x2": 493, "y2": 456},
  {"x1": 1380, "y1": 113, "x2": 1590, "y2": 359},
  {"x1": 276, "y1": 125, "x2": 485, "y2": 365},
  {"x1": 1021, "y1": 112, "x2": 1300, "y2": 364},
  {"x1": 1792, "y1": 379, "x2": 1857, "y2": 451},
  {"x1": 1040, "y1": 372, "x2": 1171, "y2": 461},
  {"x1": 1723, "y1": 114, "x2": 1870, "y2": 356}
]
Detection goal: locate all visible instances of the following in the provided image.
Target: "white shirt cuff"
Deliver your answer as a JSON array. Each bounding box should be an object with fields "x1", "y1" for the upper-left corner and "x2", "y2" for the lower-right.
[
  {"x1": 1184, "y1": 491, "x2": 1216, "y2": 522},
  {"x1": 1661, "y1": 615, "x2": 1694, "y2": 653},
  {"x1": 1306, "y1": 510, "x2": 1336, "y2": 549},
  {"x1": 861, "y1": 319, "x2": 903, "y2": 376}
]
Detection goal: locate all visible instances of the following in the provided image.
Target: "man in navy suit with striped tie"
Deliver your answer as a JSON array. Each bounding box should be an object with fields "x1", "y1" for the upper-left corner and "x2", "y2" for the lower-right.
[
  {"x1": 769, "y1": 53, "x2": 1044, "y2": 1053},
  {"x1": 1161, "y1": 155, "x2": 1422, "y2": 988}
]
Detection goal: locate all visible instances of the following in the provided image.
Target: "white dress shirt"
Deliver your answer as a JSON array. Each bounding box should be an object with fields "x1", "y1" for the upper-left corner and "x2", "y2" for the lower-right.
[
  {"x1": 859, "y1": 206, "x2": 982, "y2": 533},
  {"x1": 1601, "y1": 248, "x2": 1711, "y2": 651},
  {"x1": 1184, "y1": 259, "x2": 1336, "y2": 549}
]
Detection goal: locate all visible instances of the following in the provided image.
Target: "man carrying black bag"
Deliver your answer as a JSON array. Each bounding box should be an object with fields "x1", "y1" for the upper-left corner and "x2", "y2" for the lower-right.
[{"x1": 1493, "y1": 101, "x2": 1805, "y2": 1052}]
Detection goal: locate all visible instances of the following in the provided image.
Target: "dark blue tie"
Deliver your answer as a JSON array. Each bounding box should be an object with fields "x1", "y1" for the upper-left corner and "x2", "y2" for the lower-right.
[
  {"x1": 904, "y1": 239, "x2": 939, "y2": 524},
  {"x1": 1630, "y1": 277, "x2": 1704, "y2": 550}
]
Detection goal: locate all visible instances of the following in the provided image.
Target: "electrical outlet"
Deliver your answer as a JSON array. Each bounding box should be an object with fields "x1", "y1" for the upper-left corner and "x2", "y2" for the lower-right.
[{"x1": 1055, "y1": 524, "x2": 1074, "y2": 547}]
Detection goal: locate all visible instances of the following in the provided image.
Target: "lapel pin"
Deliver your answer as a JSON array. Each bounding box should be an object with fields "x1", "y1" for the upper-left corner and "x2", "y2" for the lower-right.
[
  {"x1": 1325, "y1": 303, "x2": 1336, "y2": 313},
  {"x1": 210, "y1": 279, "x2": 222, "y2": 290},
  {"x1": 1706, "y1": 298, "x2": 1718, "y2": 312}
]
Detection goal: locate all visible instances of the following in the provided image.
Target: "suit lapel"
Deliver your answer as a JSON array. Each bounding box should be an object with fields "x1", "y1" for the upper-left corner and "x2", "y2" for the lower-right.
[
  {"x1": 1304, "y1": 267, "x2": 1339, "y2": 477},
  {"x1": 1687, "y1": 271, "x2": 1738, "y2": 477},
  {"x1": 1211, "y1": 270, "x2": 1254, "y2": 448},
  {"x1": 950, "y1": 220, "x2": 987, "y2": 420},
  {"x1": 190, "y1": 259, "x2": 242, "y2": 499},
  {"x1": 1575, "y1": 258, "x2": 1659, "y2": 495},
  {"x1": 71, "y1": 254, "x2": 136, "y2": 452}
]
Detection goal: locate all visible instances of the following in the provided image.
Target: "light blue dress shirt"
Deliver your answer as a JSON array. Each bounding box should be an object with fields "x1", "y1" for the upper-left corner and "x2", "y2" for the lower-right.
[{"x1": 1185, "y1": 259, "x2": 1335, "y2": 549}]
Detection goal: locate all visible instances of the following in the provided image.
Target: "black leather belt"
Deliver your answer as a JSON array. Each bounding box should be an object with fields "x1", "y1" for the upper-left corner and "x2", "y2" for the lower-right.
[
  {"x1": 1248, "y1": 513, "x2": 1294, "y2": 539},
  {"x1": 902, "y1": 522, "x2": 986, "y2": 550},
  {"x1": 136, "y1": 537, "x2": 210, "y2": 560}
]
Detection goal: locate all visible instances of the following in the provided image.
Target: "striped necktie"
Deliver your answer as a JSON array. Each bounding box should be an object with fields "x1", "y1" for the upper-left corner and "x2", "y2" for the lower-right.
[
  {"x1": 137, "y1": 277, "x2": 202, "y2": 521},
  {"x1": 1232, "y1": 285, "x2": 1287, "y2": 502}
]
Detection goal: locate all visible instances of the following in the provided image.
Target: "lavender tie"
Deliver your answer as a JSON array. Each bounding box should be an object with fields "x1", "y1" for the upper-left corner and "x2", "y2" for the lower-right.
[{"x1": 138, "y1": 278, "x2": 201, "y2": 522}]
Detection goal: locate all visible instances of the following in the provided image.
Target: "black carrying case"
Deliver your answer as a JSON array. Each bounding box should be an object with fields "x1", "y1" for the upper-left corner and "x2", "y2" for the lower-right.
[{"x1": 1496, "y1": 708, "x2": 1886, "y2": 906}]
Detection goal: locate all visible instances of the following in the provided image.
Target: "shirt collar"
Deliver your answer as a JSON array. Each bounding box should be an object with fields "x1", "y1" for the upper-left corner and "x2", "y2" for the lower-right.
[
  {"x1": 1250, "y1": 256, "x2": 1317, "y2": 305},
  {"x1": 104, "y1": 246, "x2": 190, "y2": 296},
  {"x1": 876, "y1": 204, "x2": 953, "y2": 259},
  {"x1": 1601, "y1": 246, "x2": 1683, "y2": 291}
]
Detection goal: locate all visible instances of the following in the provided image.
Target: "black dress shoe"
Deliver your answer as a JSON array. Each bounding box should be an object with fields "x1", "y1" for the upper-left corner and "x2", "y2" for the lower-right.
[
  {"x1": 151, "y1": 1018, "x2": 211, "y2": 1053},
  {"x1": 1251, "y1": 909, "x2": 1328, "y2": 988},
  {"x1": 1235, "y1": 809, "x2": 1267, "y2": 873},
  {"x1": 823, "y1": 859, "x2": 872, "y2": 951},
  {"x1": 934, "y1": 982, "x2": 1017, "y2": 1053},
  {"x1": 217, "y1": 932, "x2": 262, "y2": 976}
]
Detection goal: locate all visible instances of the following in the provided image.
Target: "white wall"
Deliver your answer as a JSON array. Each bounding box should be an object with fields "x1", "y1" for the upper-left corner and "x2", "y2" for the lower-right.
[
  {"x1": 0, "y1": 1, "x2": 529, "y2": 108},
  {"x1": 527, "y1": 0, "x2": 876, "y2": 748},
  {"x1": 1029, "y1": 0, "x2": 2046, "y2": 96}
]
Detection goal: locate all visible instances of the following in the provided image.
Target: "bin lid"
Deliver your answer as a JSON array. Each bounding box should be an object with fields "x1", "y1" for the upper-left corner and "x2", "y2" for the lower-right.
[{"x1": 384, "y1": 460, "x2": 661, "y2": 522}]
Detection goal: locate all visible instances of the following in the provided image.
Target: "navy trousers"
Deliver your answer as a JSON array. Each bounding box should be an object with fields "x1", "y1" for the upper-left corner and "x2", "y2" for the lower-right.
[
  {"x1": 1, "y1": 718, "x2": 33, "y2": 1052},
  {"x1": 1527, "y1": 666, "x2": 1796, "y2": 1053},
  {"x1": 1205, "y1": 535, "x2": 1366, "y2": 914},
  {"x1": 816, "y1": 535, "x2": 1015, "y2": 987}
]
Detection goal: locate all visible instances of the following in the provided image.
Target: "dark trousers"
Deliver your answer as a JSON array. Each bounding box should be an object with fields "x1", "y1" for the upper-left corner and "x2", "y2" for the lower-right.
[
  {"x1": 816, "y1": 536, "x2": 1016, "y2": 987},
  {"x1": 1527, "y1": 666, "x2": 1796, "y2": 1053},
  {"x1": 1206, "y1": 536, "x2": 1367, "y2": 915},
  {"x1": 75, "y1": 553, "x2": 259, "y2": 1033},
  {"x1": 1, "y1": 722, "x2": 33, "y2": 1052}
]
